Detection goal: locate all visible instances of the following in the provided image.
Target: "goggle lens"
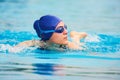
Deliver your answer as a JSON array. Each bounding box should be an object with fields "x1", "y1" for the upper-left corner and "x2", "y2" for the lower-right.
[{"x1": 55, "y1": 25, "x2": 67, "y2": 33}]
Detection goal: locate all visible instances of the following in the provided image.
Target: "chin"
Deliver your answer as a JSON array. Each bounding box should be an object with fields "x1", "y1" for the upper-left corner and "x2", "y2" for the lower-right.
[
  {"x1": 55, "y1": 39, "x2": 68, "y2": 45},
  {"x1": 61, "y1": 41, "x2": 68, "y2": 45}
]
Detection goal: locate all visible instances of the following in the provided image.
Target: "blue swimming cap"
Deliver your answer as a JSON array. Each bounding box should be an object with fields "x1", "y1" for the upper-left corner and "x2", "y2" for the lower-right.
[{"x1": 33, "y1": 15, "x2": 62, "y2": 41}]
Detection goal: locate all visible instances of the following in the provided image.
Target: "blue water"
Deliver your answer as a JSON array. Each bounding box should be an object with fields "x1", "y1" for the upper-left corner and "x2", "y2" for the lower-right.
[{"x1": 0, "y1": 0, "x2": 120, "y2": 80}]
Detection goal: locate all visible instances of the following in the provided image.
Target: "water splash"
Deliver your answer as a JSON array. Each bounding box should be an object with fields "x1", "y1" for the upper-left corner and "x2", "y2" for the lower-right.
[
  {"x1": 0, "y1": 30, "x2": 120, "y2": 54},
  {"x1": 84, "y1": 34, "x2": 100, "y2": 42},
  {"x1": 83, "y1": 34, "x2": 120, "y2": 53}
]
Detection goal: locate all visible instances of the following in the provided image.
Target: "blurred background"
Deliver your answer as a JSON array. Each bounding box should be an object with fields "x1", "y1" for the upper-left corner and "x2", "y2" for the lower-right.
[
  {"x1": 0, "y1": 0, "x2": 120, "y2": 80},
  {"x1": 0, "y1": 0, "x2": 120, "y2": 33}
]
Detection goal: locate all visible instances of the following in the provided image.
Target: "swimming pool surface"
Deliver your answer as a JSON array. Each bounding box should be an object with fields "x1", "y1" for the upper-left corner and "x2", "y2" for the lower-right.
[{"x1": 0, "y1": 0, "x2": 120, "y2": 80}]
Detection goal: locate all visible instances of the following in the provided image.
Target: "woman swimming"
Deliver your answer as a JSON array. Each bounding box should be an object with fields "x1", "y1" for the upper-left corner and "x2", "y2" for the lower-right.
[{"x1": 10, "y1": 15, "x2": 87, "y2": 52}]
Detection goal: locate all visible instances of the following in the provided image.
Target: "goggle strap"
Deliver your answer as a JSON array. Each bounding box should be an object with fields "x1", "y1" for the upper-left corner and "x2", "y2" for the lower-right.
[{"x1": 37, "y1": 22, "x2": 55, "y2": 34}]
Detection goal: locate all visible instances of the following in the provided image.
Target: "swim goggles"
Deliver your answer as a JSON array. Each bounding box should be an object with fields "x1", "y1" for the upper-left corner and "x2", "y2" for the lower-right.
[{"x1": 37, "y1": 22, "x2": 67, "y2": 34}]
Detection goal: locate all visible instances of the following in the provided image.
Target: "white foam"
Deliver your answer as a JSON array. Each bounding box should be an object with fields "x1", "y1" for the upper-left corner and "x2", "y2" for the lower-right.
[
  {"x1": 84, "y1": 34, "x2": 100, "y2": 42},
  {"x1": 0, "y1": 44, "x2": 11, "y2": 51},
  {"x1": 0, "y1": 44, "x2": 37, "y2": 53},
  {"x1": 0, "y1": 44, "x2": 23, "y2": 53}
]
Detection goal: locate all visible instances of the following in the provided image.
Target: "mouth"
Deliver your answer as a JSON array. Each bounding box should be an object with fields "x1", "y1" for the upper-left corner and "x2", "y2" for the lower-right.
[{"x1": 64, "y1": 36, "x2": 68, "y2": 40}]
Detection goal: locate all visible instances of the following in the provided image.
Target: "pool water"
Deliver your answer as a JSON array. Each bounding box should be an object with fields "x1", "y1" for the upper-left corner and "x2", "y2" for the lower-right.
[{"x1": 0, "y1": 0, "x2": 120, "y2": 80}]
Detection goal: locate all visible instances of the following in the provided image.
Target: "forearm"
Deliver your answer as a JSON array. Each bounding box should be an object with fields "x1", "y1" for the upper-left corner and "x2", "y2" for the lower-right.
[
  {"x1": 70, "y1": 31, "x2": 87, "y2": 39},
  {"x1": 70, "y1": 31, "x2": 87, "y2": 47},
  {"x1": 15, "y1": 40, "x2": 35, "y2": 47},
  {"x1": 9, "y1": 40, "x2": 39, "y2": 53}
]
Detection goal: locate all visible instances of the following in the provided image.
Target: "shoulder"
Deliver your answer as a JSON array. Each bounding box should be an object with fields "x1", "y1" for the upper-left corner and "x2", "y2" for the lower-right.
[
  {"x1": 67, "y1": 41, "x2": 79, "y2": 49},
  {"x1": 67, "y1": 41, "x2": 84, "y2": 50},
  {"x1": 32, "y1": 40, "x2": 46, "y2": 47}
]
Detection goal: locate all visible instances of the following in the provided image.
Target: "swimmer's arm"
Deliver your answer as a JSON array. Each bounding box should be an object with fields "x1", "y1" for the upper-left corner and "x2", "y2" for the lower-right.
[
  {"x1": 67, "y1": 41, "x2": 84, "y2": 50},
  {"x1": 9, "y1": 40, "x2": 40, "y2": 53},
  {"x1": 14, "y1": 40, "x2": 40, "y2": 48},
  {"x1": 70, "y1": 31, "x2": 87, "y2": 39},
  {"x1": 70, "y1": 31, "x2": 87, "y2": 45}
]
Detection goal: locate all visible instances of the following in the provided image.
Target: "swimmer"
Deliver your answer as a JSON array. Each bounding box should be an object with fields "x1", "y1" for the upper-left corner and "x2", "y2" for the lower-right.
[{"x1": 10, "y1": 15, "x2": 87, "y2": 52}]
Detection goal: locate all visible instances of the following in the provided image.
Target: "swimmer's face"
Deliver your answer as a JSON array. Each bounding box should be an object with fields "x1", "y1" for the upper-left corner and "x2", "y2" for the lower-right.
[{"x1": 49, "y1": 21, "x2": 68, "y2": 45}]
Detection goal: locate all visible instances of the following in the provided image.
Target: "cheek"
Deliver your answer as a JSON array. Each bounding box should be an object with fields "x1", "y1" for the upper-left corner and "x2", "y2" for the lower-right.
[
  {"x1": 50, "y1": 33, "x2": 68, "y2": 44},
  {"x1": 54, "y1": 34, "x2": 63, "y2": 41},
  {"x1": 50, "y1": 33, "x2": 62, "y2": 42},
  {"x1": 57, "y1": 34, "x2": 68, "y2": 44}
]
